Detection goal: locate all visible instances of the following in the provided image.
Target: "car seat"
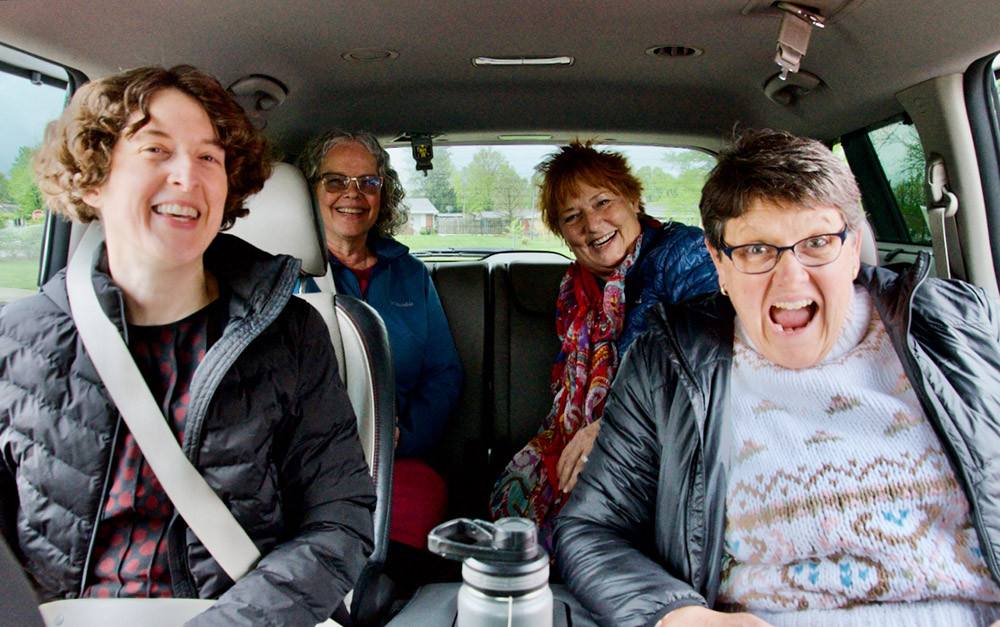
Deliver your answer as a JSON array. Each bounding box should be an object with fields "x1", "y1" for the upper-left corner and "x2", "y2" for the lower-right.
[{"x1": 231, "y1": 162, "x2": 396, "y2": 626}]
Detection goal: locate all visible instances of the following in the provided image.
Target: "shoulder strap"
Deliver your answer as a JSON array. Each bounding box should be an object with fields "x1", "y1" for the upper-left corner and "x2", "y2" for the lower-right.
[{"x1": 65, "y1": 224, "x2": 261, "y2": 582}]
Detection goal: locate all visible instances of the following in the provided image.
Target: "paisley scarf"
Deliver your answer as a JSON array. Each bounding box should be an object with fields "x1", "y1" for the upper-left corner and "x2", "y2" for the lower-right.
[{"x1": 489, "y1": 229, "x2": 645, "y2": 549}]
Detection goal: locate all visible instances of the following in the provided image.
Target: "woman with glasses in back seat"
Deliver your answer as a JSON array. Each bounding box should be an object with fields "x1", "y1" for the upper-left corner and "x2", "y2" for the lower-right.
[
  {"x1": 490, "y1": 141, "x2": 718, "y2": 552},
  {"x1": 0, "y1": 66, "x2": 375, "y2": 625},
  {"x1": 555, "y1": 129, "x2": 1000, "y2": 627},
  {"x1": 298, "y1": 130, "x2": 463, "y2": 587}
]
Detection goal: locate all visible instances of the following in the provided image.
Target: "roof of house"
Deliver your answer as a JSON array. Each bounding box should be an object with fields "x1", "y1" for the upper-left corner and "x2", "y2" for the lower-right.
[{"x1": 407, "y1": 197, "x2": 440, "y2": 215}]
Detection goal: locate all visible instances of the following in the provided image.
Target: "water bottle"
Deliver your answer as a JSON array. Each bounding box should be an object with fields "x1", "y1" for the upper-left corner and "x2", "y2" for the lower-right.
[{"x1": 428, "y1": 517, "x2": 553, "y2": 627}]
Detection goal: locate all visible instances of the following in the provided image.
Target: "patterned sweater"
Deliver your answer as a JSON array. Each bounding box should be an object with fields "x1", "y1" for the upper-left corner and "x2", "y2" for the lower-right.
[{"x1": 721, "y1": 286, "x2": 1000, "y2": 617}]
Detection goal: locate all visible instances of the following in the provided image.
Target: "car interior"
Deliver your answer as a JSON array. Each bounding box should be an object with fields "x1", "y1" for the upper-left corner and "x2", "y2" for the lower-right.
[{"x1": 3, "y1": 0, "x2": 1000, "y2": 624}]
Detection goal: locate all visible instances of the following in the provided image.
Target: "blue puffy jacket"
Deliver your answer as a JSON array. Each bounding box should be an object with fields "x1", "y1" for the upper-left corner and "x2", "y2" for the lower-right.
[
  {"x1": 325, "y1": 237, "x2": 463, "y2": 459},
  {"x1": 618, "y1": 219, "x2": 718, "y2": 351}
]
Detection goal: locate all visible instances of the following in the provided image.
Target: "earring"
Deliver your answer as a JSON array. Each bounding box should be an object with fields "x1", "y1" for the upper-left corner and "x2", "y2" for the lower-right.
[{"x1": 720, "y1": 285, "x2": 729, "y2": 296}]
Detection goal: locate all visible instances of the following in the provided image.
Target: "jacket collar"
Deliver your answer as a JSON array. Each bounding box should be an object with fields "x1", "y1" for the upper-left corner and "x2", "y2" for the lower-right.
[
  {"x1": 44, "y1": 231, "x2": 300, "y2": 333},
  {"x1": 327, "y1": 235, "x2": 408, "y2": 271},
  {"x1": 855, "y1": 252, "x2": 931, "y2": 342}
]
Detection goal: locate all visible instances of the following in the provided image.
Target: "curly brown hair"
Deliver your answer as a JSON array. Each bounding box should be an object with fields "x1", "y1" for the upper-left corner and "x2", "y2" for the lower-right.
[
  {"x1": 536, "y1": 140, "x2": 645, "y2": 239},
  {"x1": 33, "y1": 65, "x2": 271, "y2": 230}
]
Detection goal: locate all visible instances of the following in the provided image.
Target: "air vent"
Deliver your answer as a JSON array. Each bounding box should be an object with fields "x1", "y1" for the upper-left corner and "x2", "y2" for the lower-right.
[{"x1": 645, "y1": 45, "x2": 703, "y2": 58}]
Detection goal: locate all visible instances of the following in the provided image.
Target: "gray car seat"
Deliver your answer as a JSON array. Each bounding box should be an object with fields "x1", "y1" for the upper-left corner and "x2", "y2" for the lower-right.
[{"x1": 232, "y1": 162, "x2": 396, "y2": 626}]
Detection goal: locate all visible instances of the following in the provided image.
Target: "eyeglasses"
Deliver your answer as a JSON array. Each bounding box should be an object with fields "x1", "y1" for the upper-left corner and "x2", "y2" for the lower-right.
[
  {"x1": 721, "y1": 225, "x2": 849, "y2": 274},
  {"x1": 320, "y1": 174, "x2": 383, "y2": 195}
]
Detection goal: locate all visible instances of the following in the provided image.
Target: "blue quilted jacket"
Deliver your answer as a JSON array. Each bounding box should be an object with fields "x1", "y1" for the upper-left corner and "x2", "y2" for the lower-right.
[{"x1": 618, "y1": 219, "x2": 718, "y2": 351}]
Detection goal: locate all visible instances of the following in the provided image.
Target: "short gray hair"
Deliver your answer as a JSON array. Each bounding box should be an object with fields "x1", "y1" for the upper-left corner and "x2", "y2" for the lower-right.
[
  {"x1": 700, "y1": 128, "x2": 865, "y2": 250},
  {"x1": 297, "y1": 129, "x2": 407, "y2": 239}
]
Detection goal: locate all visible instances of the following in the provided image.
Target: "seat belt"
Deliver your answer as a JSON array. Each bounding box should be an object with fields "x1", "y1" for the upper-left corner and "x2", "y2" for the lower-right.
[
  {"x1": 925, "y1": 154, "x2": 959, "y2": 279},
  {"x1": 65, "y1": 224, "x2": 261, "y2": 581}
]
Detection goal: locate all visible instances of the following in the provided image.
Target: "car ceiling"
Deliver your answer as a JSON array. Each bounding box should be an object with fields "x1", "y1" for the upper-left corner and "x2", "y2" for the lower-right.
[{"x1": 2, "y1": 0, "x2": 999, "y2": 158}]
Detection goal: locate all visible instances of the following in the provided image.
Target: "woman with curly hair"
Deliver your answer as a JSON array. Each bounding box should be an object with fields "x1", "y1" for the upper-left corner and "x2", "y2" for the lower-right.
[{"x1": 0, "y1": 66, "x2": 375, "y2": 626}]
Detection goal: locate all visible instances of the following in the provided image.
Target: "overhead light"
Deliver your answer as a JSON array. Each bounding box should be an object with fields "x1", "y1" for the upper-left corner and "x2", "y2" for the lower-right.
[
  {"x1": 498, "y1": 134, "x2": 553, "y2": 141},
  {"x1": 472, "y1": 56, "x2": 573, "y2": 67}
]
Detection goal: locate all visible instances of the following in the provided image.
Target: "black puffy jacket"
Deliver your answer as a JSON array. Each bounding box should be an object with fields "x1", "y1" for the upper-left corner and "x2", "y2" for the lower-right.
[
  {"x1": 0, "y1": 234, "x2": 376, "y2": 626},
  {"x1": 555, "y1": 254, "x2": 1000, "y2": 627}
]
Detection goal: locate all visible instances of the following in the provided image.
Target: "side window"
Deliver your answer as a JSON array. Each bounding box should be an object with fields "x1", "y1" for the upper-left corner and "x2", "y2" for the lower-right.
[
  {"x1": 0, "y1": 51, "x2": 70, "y2": 305},
  {"x1": 866, "y1": 122, "x2": 930, "y2": 245},
  {"x1": 384, "y1": 144, "x2": 713, "y2": 258},
  {"x1": 841, "y1": 120, "x2": 930, "y2": 247}
]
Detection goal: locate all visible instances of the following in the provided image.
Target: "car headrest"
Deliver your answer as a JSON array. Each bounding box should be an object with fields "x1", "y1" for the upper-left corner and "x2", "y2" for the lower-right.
[
  {"x1": 508, "y1": 259, "x2": 571, "y2": 316},
  {"x1": 859, "y1": 218, "x2": 878, "y2": 266},
  {"x1": 228, "y1": 162, "x2": 328, "y2": 277}
]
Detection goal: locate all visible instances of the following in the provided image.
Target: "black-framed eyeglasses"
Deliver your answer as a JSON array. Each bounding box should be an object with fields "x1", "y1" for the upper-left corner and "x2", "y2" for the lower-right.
[
  {"x1": 320, "y1": 174, "x2": 384, "y2": 195},
  {"x1": 721, "y1": 225, "x2": 849, "y2": 274}
]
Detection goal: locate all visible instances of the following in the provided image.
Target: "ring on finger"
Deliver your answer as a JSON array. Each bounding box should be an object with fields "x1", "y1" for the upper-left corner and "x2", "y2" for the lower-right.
[{"x1": 580, "y1": 454, "x2": 589, "y2": 464}]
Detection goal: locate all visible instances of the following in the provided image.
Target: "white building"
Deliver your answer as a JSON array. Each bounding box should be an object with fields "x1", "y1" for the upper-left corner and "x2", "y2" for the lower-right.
[{"x1": 406, "y1": 198, "x2": 440, "y2": 234}]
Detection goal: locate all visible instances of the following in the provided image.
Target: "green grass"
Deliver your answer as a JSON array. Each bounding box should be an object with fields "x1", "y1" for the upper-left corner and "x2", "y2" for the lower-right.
[
  {"x1": 0, "y1": 259, "x2": 41, "y2": 291},
  {"x1": 0, "y1": 223, "x2": 44, "y2": 292},
  {"x1": 397, "y1": 233, "x2": 572, "y2": 257},
  {"x1": 0, "y1": 223, "x2": 45, "y2": 256}
]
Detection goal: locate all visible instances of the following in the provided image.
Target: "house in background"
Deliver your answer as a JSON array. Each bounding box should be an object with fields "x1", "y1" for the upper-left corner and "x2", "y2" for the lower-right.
[{"x1": 405, "y1": 198, "x2": 439, "y2": 234}]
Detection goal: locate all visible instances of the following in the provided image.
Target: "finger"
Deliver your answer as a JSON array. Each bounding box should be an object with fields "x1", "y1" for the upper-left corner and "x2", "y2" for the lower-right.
[
  {"x1": 562, "y1": 450, "x2": 590, "y2": 492},
  {"x1": 557, "y1": 446, "x2": 582, "y2": 490},
  {"x1": 564, "y1": 460, "x2": 586, "y2": 493}
]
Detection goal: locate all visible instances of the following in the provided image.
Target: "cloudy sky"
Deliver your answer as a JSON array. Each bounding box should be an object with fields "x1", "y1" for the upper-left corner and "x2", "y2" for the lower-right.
[{"x1": 0, "y1": 73, "x2": 66, "y2": 174}]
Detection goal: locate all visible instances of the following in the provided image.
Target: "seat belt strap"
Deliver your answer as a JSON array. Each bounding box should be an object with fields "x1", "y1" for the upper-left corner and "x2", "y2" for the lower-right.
[
  {"x1": 926, "y1": 154, "x2": 959, "y2": 279},
  {"x1": 65, "y1": 224, "x2": 261, "y2": 582}
]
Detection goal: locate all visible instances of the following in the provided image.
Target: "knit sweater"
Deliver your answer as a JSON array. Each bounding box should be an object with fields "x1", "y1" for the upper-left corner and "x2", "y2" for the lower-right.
[{"x1": 722, "y1": 286, "x2": 1000, "y2": 622}]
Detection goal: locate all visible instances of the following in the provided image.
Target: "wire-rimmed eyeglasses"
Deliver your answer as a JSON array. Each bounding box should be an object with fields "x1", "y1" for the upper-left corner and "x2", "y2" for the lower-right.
[
  {"x1": 320, "y1": 174, "x2": 384, "y2": 195},
  {"x1": 721, "y1": 225, "x2": 849, "y2": 274}
]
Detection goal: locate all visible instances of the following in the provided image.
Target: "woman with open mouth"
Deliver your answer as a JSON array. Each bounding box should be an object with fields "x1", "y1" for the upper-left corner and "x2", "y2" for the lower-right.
[
  {"x1": 490, "y1": 140, "x2": 717, "y2": 553},
  {"x1": 555, "y1": 129, "x2": 1000, "y2": 627}
]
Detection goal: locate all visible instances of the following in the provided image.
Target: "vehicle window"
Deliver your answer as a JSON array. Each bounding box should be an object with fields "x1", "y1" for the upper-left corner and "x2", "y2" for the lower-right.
[
  {"x1": 385, "y1": 144, "x2": 714, "y2": 258},
  {"x1": 0, "y1": 62, "x2": 69, "y2": 304},
  {"x1": 863, "y1": 121, "x2": 931, "y2": 245}
]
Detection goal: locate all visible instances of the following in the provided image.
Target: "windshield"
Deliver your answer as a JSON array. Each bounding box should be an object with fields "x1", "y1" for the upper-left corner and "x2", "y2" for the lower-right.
[{"x1": 385, "y1": 144, "x2": 714, "y2": 259}]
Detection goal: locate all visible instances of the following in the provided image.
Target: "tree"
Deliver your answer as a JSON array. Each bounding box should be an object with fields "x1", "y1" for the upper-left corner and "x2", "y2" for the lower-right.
[
  {"x1": 0, "y1": 172, "x2": 13, "y2": 204},
  {"x1": 493, "y1": 171, "x2": 530, "y2": 227},
  {"x1": 668, "y1": 150, "x2": 714, "y2": 223},
  {"x1": 671, "y1": 148, "x2": 715, "y2": 174},
  {"x1": 457, "y1": 148, "x2": 529, "y2": 222},
  {"x1": 635, "y1": 165, "x2": 674, "y2": 204},
  {"x1": 872, "y1": 124, "x2": 930, "y2": 243},
  {"x1": 8, "y1": 145, "x2": 45, "y2": 226},
  {"x1": 414, "y1": 148, "x2": 459, "y2": 212}
]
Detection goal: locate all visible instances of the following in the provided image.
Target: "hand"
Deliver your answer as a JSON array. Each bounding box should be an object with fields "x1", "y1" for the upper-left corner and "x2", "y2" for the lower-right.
[
  {"x1": 394, "y1": 415, "x2": 400, "y2": 451},
  {"x1": 556, "y1": 419, "x2": 600, "y2": 493},
  {"x1": 657, "y1": 606, "x2": 773, "y2": 626}
]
